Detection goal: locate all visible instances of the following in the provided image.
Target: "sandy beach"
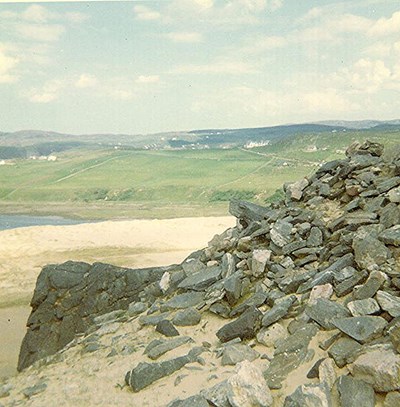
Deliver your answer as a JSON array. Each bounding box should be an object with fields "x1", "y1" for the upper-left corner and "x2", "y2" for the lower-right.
[{"x1": 0, "y1": 216, "x2": 235, "y2": 378}]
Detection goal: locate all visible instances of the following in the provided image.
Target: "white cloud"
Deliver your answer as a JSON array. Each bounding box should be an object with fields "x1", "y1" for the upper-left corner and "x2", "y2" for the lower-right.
[
  {"x1": 0, "y1": 47, "x2": 19, "y2": 84},
  {"x1": 16, "y1": 23, "x2": 65, "y2": 42},
  {"x1": 369, "y1": 11, "x2": 400, "y2": 36},
  {"x1": 164, "y1": 32, "x2": 203, "y2": 43},
  {"x1": 135, "y1": 75, "x2": 160, "y2": 84},
  {"x1": 22, "y1": 5, "x2": 58, "y2": 23},
  {"x1": 134, "y1": 5, "x2": 161, "y2": 21},
  {"x1": 241, "y1": 35, "x2": 287, "y2": 54},
  {"x1": 25, "y1": 79, "x2": 65, "y2": 103},
  {"x1": 75, "y1": 74, "x2": 98, "y2": 88}
]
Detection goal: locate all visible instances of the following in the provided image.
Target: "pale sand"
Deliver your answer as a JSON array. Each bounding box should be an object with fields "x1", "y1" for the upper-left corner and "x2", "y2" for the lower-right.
[{"x1": 0, "y1": 216, "x2": 235, "y2": 379}]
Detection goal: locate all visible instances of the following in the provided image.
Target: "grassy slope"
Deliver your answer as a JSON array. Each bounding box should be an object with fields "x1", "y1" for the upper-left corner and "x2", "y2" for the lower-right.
[{"x1": 0, "y1": 131, "x2": 398, "y2": 219}]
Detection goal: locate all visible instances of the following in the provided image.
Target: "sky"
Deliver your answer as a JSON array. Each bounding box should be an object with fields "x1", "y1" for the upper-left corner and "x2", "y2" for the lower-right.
[{"x1": 1, "y1": 0, "x2": 400, "y2": 135}]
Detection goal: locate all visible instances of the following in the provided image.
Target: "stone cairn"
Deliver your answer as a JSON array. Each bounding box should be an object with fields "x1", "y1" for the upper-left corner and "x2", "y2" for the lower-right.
[{"x1": 15, "y1": 140, "x2": 400, "y2": 406}]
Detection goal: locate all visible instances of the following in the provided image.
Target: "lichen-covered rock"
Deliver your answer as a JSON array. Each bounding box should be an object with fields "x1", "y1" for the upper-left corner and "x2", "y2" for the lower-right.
[
  {"x1": 227, "y1": 361, "x2": 273, "y2": 407},
  {"x1": 350, "y1": 347, "x2": 400, "y2": 392},
  {"x1": 336, "y1": 375, "x2": 375, "y2": 407}
]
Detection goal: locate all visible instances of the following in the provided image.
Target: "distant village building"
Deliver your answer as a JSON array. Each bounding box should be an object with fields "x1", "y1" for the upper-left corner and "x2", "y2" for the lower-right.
[
  {"x1": 0, "y1": 160, "x2": 5, "y2": 166},
  {"x1": 47, "y1": 155, "x2": 57, "y2": 161},
  {"x1": 244, "y1": 140, "x2": 270, "y2": 149}
]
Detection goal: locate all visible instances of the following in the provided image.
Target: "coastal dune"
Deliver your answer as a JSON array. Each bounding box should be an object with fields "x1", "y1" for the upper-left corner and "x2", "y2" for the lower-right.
[{"x1": 0, "y1": 216, "x2": 235, "y2": 378}]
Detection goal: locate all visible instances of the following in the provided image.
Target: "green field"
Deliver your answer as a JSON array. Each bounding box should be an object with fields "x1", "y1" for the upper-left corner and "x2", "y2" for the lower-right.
[{"x1": 0, "y1": 131, "x2": 398, "y2": 219}]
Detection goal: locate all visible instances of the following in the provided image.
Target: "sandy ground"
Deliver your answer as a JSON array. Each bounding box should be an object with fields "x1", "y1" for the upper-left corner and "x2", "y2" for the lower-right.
[{"x1": 0, "y1": 216, "x2": 235, "y2": 379}]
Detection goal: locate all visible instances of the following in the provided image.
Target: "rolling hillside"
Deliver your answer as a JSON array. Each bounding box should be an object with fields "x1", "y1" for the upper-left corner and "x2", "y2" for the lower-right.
[{"x1": 0, "y1": 126, "x2": 398, "y2": 219}]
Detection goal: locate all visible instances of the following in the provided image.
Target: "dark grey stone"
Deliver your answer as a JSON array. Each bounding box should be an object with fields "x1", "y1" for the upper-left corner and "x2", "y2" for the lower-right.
[
  {"x1": 223, "y1": 272, "x2": 242, "y2": 306},
  {"x1": 163, "y1": 292, "x2": 205, "y2": 310},
  {"x1": 376, "y1": 291, "x2": 400, "y2": 317},
  {"x1": 172, "y1": 307, "x2": 201, "y2": 326},
  {"x1": 270, "y1": 220, "x2": 293, "y2": 247},
  {"x1": 145, "y1": 336, "x2": 193, "y2": 360},
  {"x1": 353, "y1": 271, "x2": 386, "y2": 300},
  {"x1": 332, "y1": 316, "x2": 387, "y2": 343},
  {"x1": 283, "y1": 383, "x2": 332, "y2": 407},
  {"x1": 328, "y1": 337, "x2": 362, "y2": 368},
  {"x1": 167, "y1": 395, "x2": 209, "y2": 407},
  {"x1": 156, "y1": 320, "x2": 180, "y2": 337},
  {"x1": 139, "y1": 312, "x2": 171, "y2": 326},
  {"x1": 22, "y1": 382, "x2": 47, "y2": 398},
  {"x1": 336, "y1": 375, "x2": 375, "y2": 407},
  {"x1": 216, "y1": 306, "x2": 262, "y2": 343},
  {"x1": 353, "y1": 234, "x2": 390, "y2": 269},
  {"x1": 178, "y1": 266, "x2": 222, "y2": 291},
  {"x1": 307, "y1": 227, "x2": 323, "y2": 247},
  {"x1": 380, "y1": 225, "x2": 400, "y2": 246},
  {"x1": 229, "y1": 200, "x2": 271, "y2": 225},
  {"x1": 305, "y1": 298, "x2": 350, "y2": 330},
  {"x1": 334, "y1": 270, "x2": 368, "y2": 297},
  {"x1": 125, "y1": 351, "x2": 199, "y2": 392},
  {"x1": 221, "y1": 343, "x2": 259, "y2": 366},
  {"x1": 262, "y1": 295, "x2": 297, "y2": 327},
  {"x1": 347, "y1": 298, "x2": 380, "y2": 316}
]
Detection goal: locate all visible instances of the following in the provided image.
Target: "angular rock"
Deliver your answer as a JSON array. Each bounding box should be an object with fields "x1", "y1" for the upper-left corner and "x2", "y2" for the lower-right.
[
  {"x1": 353, "y1": 233, "x2": 390, "y2": 269},
  {"x1": 261, "y1": 295, "x2": 296, "y2": 327},
  {"x1": 227, "y1": 361, "x2": 273, "y2": 407},
  {"x1": 156, "y1": 320, "x2": 180, "y2": 337},
  {"x1": 256, "y1": 323, "x2": 288, "y2": 347},
  {"x1": 350, "y1": 347, "x2": 400, "y2": 392},
  {"x1": 224, "y1": 272, "x2": 242, "y2": 306},
  {"x1": 332, "y1": 316, "x2": 387, "y2": 343},
  {"x1": 182, "y1": 258, "x2": 206, "y2": 276},
  {"x1": 221, "y1": 344, "x2": 259, "y2": 366},
  {"x1": 380, "y1": 225, "x2": 400, "y2": 246},
  {"x1": 283, "y1": 383, "x2": 332, "y2": 407},
  {"x1": 306, "y1": 298, "x2": 350, "y2": 330},
  {"x1": 352, "y1": 270, "x2": 386, "y2": 300},
  {"x1": 201, "y1": 380, "x2": 230, "y2": 407},
  {"x1": 172, "y1": 308, "x2": 201, "y2": 326},
  {"x1": 145, "y1": 336, "x2": 193, "y2": 360},
  {"x1": 334, "y1": 270, "x2": 368, "y2": 297},
  {"x1": 163, "y1": 292, "x2": 205, "y2": 310},
  {"x1": 336, "y1": 375, "x2": 375, "y2": 407},
  {"x1": 328, "y1": 337, "x2": 362, "y2": 368},
  {"x1": 307, "y1": 227, "x2": 323, "y2": 247},
  {"x1": 251, "y1": 249, "x2": 271, "y2": 277},
  {"x1": 178, "y1": 266, "x2": 221, "y2": 291},
  {"x1": 309, "y1": 284, "x2": 333, "y2": 305},
  {"x1": 388, "y1": 187, "x2": 400, "y2": 203},
  {"x1": 347, "y1": 298, "x2": 380, "y2": 316},
  {"x1": 167, "y1": 395, "x2": 209, "y2": 407},
  {"x1": 270, "y1": 220, "x2": 293, "y2": 248},
  {"x1": 376, "y1": 290, "x2": 400, "y2": 317},
  {"x1": 22, "y1": 382, "x2": 47, "y2": 398},
  {"x1": 319, "y1": 358, "x2": 337, "y2": 389},
  {"x1": 216, "y1": 306, "x2": 262, "y2": 343}
]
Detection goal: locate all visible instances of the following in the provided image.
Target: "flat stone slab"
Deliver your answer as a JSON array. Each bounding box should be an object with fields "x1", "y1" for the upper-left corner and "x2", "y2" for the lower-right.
[
  {"x1": 376, "y1": 291, "x2": 400, "y2": 317},
  {"x1": 347, "y1": 298, "x2": 380, "y2": 317},
  {"x1": 379, "y1": 225, "x2": 400, "y2": 246},
  {"x1": 221, "y1": 343, "x2": 259, "y2": 366},
  {"x1": 332, "y1": 316, "x2": 387, "y2": 343},
  {"x1": 336, "y1": 375, "x2": 375, "y2": 407},
  {"x1": 178, "y1": 266, "x2": 222, "y2": 291},
  {"x1": 328, "y1": 337, "x2": 362, "y2": 368},
  {"x1": 145, "y1": 336, "x2": 193, "y2": 360},
  {"x1": 305, "y1": 298, "x2": 350, "y2": 330},
  {"x1": 261, "y1": 295, "x2": 296, "y2": 327}
]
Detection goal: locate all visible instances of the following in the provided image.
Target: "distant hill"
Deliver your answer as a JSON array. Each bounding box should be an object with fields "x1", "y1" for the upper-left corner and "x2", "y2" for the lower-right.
[{"x1": 0, "y1": 119, "x2": 399, "y2": 159}]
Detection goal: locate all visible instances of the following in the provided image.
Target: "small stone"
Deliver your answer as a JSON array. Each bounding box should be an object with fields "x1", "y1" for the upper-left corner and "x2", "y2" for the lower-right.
[
  {"x1": 167, "y1": 395, "x2": 209, "y2": 407},
  {"x1": 251, "y1": 249, "x2": 271, "y2": 277},
  {"x1": 309, "y1": 284, "x2": 333, "y2": 305},
  {"x1": 145, "y1": 336, "x2": 193, "y2": 360},
  {"x1": 201, "y1": 380, "x2": 230, "y2": 407},
  {"x1": 163, "y1": 292, "x2": 205, "y2": 310},
  {"x1": 353, "y1": 233, "x2": 390, "y2": 269},
  {"x1": 270, "y1": 220, "x2": 293, "y2": 248},
  {"x1": 261, "y1": 295, "x2": 296, "y2": 327},
  {"x1": 256, "y1": 323, "x2": 288, "y2": 347},
  {"x1": 328, "y1": 337, "x2": 362, "y2": 368},
  {"x1": 336, "y1": 375, "x2": 375, "y2": 407},
  {"x1": 216, "y1": 306, "x2": 262, "y2": 343},
  {"x1": 388, "y1": 187, "x2": 400, "y2": 203},
  {"x1": 306, "y1": 298, "x2": 350, "y2": 330},
  {"x1": 352, "y1": 270, "x2": 386, "y2": 300},
  {"x1": 332, "y1": 316, "x2": 387, "y2": 343},
  {"x1": 227, "y1": 361, "x2": 273, "y2": 407},
  {"x1": 22, "y1": 382, "x2": 47, "y2": 398},
  {"x1": 172, "y1": 308, "x2": 202, "y2": 326},
  {"x1": 128, "y1": 302, "x2": 147, "y2": 317},
  {"x1": 376, "y1": 291, "x2": 400, "y2": 317},
  {"x1": 319, "y1": 358, "x2": 337, "y2": 389},
  {"x1": 350, "y1": 347, "x2": 400, "y2": 392},
  {"x1": 347, "y1": 298, "x2": 380, "y2": 317},
  {"x1": 178, "y1": 266, "x2": 222, "y2": 291},
  {"x1": 286, "y1": 178, "x2": 309, "y2": 201},
  {"x1": 380, "y1": 225, "x2": 400, "y2": 246},
  {"x1": 222, "y1": 344, "x2": 259, "y2": 366},
  {"x1": 283, "y1": 383, "x2": 332, "y2": 406},
  {"x1": 156, "y1": 320, "x2": 180, "y2": 337}
]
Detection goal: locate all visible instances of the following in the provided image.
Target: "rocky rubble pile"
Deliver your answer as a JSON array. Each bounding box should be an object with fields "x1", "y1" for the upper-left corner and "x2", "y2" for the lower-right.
[{"x1": 4, "y1": 140, "x2": 400, "y2": 406}]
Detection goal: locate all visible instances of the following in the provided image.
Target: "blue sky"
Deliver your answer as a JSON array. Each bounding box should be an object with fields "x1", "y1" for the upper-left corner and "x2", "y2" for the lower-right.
[{"x1": 1, "y1": 0, "x2": 400, "y2": 134}]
